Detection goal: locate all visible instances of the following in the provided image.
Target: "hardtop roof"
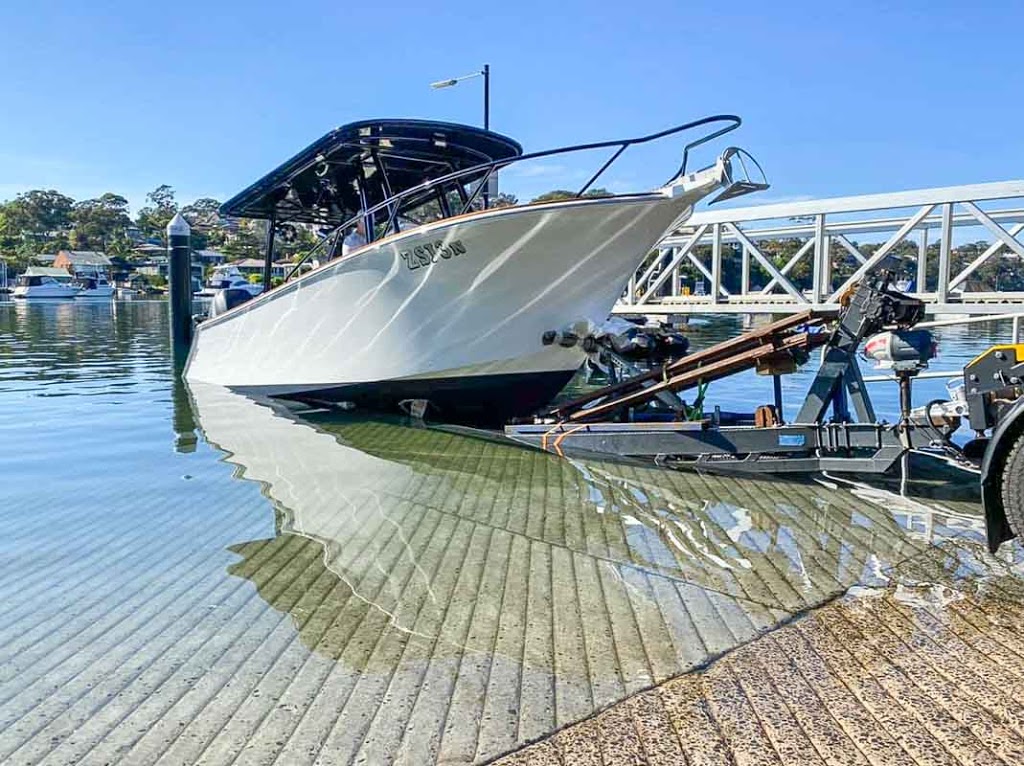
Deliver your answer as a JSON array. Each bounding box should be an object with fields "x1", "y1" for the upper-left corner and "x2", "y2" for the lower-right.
[
  {"x1": 24, "y1": 266, "x2": 73, "y2": 278},
  {"x1": 220, "y1": 119, "x2": 523, "y2": 227}
]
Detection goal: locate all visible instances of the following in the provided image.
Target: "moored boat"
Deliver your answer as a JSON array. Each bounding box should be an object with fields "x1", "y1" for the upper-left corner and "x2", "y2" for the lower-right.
[
  {"x1": 185, "y1": 116, "x2": 767, "y2": 423},
  {"x1": 194, "y1": 264, "x2": 263, "y2": 299},
  {"x1": 13, "y1": 267, "x2": 80, "y2": 299},
  {"x1": 74, "y1": 275, "x2": 115, "y2": 299}
]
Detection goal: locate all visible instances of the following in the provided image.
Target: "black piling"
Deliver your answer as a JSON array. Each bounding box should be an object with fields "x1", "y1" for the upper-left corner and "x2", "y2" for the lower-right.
[
  {"x1": 167, "y1": 213, "x2": 193, "y2": 356},
  {"x1": 171, "y1": 374, "x2": 198, "y2": 453}
]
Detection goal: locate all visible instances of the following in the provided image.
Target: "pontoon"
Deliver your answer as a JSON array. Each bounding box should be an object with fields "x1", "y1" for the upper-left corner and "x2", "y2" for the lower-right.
[{"x1": 184, "y1": 116, "x2": 767, "y2": 422}]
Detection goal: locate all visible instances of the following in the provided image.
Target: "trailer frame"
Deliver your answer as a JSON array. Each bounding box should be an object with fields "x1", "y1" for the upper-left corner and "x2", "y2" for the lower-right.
[{"x1": 505, "y1": 274, "x2": 1024, "y2": 552}]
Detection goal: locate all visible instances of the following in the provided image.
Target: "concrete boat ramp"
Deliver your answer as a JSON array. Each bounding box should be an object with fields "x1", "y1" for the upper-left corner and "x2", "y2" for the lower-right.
[{"x1": 2, "y1": 384, "x2": 1023, "y2": 765}]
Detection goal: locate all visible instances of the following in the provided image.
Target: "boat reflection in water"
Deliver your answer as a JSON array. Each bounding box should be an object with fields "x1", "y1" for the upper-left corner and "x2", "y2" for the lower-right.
[{"x1": 188, "y1": 382, "x2": 987, "y2": 765}]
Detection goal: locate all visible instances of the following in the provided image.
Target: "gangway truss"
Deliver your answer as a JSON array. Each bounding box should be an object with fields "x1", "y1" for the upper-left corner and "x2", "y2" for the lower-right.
[{"x1": 619, "y1": 179, "x2": 1024, "y2": 317}]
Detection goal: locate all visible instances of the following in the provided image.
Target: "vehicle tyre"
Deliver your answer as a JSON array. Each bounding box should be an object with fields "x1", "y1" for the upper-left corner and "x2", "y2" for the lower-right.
[{"x1": 1002, "y1": 428, "x2": 1024, "y2": 536}]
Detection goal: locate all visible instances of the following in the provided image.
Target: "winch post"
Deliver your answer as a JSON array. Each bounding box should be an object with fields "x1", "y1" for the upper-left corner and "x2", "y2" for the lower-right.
[{"x1": 796, "y1": 276, "x2": 923, "y2": 424}]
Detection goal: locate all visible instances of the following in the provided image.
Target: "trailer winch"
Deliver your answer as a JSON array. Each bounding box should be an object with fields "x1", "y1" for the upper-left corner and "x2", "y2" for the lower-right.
[{"x1": 505, "y1": 273, "x2": 1024, "y2": 553}]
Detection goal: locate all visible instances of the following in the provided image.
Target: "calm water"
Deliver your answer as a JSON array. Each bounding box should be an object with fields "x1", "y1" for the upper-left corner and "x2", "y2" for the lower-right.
[{"x1": 0, "y1": 298, "x2": 1014, "y2": 765}]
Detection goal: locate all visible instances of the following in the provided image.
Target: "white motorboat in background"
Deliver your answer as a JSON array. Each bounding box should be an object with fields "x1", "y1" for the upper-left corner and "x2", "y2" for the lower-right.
[
  {"x1": 195, "y1": 265, "x2": 263, "y2": 299},
  {"x1": 185, "y1": 117, "x2": 767, "y2": 423},
  {"x1": 13, "y1": 267, "x2": 80, "y2": 300},
  {"x1": 74, "y1": 275, "x2": 115, "y2": 300}
]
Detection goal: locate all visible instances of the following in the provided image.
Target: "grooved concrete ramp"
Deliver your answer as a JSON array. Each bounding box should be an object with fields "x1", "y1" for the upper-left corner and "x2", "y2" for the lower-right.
[
  {"x1": 495, "y1": 538, "x2": 1024, "y2": 766},
  {"x1": 0, "y1": 382, "x2": 1015, "y2": 765}
]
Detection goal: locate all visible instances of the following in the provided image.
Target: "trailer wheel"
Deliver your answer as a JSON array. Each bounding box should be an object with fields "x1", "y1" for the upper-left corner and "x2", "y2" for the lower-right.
[{"x1": 1002, "y1": 428, "x2": 1024, "y2": 535}]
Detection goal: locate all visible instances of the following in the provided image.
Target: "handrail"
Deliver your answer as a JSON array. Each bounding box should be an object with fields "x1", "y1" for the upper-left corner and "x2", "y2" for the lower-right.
[
  {"x1": 283, "y1": 114, "x2": 742, "y2": 285},
  {"x1": 283, "y1": 226, "x2": 343, "y2": 282}
]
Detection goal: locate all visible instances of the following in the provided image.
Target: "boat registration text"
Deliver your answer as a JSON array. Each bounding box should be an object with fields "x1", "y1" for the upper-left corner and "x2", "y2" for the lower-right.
[{"x1": 400, "y1": 240, "x2": 468, "y2": 270}]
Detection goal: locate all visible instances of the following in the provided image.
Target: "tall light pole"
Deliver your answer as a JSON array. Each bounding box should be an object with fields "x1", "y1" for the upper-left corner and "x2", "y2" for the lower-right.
[
  {"x1": 430, "y1": 64, "x2": 490, "y2": 130},
  {"x1": 430, "y1": 64, "x2": 492, "y2": 206}
]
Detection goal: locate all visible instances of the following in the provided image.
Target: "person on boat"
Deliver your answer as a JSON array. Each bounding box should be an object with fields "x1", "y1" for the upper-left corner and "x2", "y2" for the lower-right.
[{"x1": 341, "y1": 218, "x2": 367, "y2": 256}]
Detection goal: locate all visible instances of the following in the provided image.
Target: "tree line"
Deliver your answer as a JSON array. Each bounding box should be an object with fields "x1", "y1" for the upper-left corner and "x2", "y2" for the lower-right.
[
  {"x1": 0, "y1": 185, "x2": 589, "y2": 275},
  {"x1": 0, "y1": 185, "x2": 317, "y2": 274}
]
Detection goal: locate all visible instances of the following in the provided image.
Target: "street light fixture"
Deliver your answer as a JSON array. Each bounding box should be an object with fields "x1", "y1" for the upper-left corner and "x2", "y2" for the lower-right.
[{"x1": 429, "y1": 64, "x2": 490, "y2": 130}]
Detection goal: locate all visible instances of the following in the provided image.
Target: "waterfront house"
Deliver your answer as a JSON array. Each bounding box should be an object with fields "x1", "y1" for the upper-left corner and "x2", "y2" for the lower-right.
[
  {"x1": 231, "y1": 258, "x2": 290, "y2": 280},
  {"x1": 53, "y1": 251, "x2": 112, "y2": 280},
  {"x1": 132, "y1": 243, "x2": 165, "y2": 259},
  {"x1": 192, "y1": 249, "x2": 228, "y2": 267},
  {"x1": 136, "y1": 254, "x2": 203, "y2": 286}
]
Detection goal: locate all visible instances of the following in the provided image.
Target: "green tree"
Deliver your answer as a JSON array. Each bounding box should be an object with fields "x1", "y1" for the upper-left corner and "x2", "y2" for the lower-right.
[
  {"x1": 71, "y1": 193, "x2": 131, "y2": 249},
  {"x1": 3, "y1": 189, "x2": 75, "y2": 236},
  {"x1": 135, "y1": 185, "x2": 178, "y2": 245},
  {"x1": 529, "y1": 187, "x2": 611, "y2": 203},
  {"x1": 490, "y1": 192, "x2": 518, "y2": 208},
  {"x1": 181, "y1": 197, "x2": 222, "y2": 230},
  {"x1": 530, "y1": 189, "x2": 575, "y2": 203},
  {"x1": 181, "y1": 197, "x2": 225, "y2": 250},
  {"x1": 0, "y1": 190, "x2": 76, "y2": 272},
  {"x1": 221, "y1": 218, "x2": 266, "y2": 261}
]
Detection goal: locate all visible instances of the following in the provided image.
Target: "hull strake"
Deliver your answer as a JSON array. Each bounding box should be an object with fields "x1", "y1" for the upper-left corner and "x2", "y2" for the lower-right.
[{"x1": 186, "y1": 193, "x2": 697, "y2": 419}]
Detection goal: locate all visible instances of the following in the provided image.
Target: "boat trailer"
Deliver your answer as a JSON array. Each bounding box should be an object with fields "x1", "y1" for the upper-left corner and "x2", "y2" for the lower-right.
[{"x1": 506, "y1": 274, "x2": 1024, "y2": 553}]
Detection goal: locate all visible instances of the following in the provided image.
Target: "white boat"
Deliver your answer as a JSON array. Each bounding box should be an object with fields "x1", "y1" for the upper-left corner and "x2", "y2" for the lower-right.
[
  {"x1": 185, "y1": 117, "x2": 767, "y2": 422},
  {"x1": 195, "y1": 264, "x2": 263, "y2": 299},
  {"x1": 74, "y1": 275, "x2": 115, "y2": 299},
  {"x1": 12, "y1": 267, "x2": 80, "y2": 299}
]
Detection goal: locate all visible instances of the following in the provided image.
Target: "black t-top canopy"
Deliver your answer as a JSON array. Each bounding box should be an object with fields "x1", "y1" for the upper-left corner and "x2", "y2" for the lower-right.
[{"x1": 220, "y1": 119, "x2": 523, "y2": 227}]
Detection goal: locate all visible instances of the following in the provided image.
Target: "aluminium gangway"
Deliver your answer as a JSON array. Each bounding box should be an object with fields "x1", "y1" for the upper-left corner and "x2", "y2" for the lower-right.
[{"x1": 619, "y1": 179, "x2": 1024, "y2": 324}]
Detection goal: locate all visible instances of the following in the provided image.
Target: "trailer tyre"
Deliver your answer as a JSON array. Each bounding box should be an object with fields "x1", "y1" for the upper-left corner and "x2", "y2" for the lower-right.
[{"x1": 1002, "y1": 429, "x2": 1024, "y2": 535}]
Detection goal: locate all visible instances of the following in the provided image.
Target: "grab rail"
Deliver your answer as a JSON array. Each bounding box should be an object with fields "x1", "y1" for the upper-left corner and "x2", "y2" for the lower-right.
[{"x1": 285, "y1": 114, "x2": 742, "y2": 283}]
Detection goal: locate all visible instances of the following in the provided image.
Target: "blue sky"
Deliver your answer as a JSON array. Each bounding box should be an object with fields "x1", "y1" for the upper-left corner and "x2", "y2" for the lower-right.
[{"x1": 1, "y1": 0, "x2": 1021, "y2": 213}]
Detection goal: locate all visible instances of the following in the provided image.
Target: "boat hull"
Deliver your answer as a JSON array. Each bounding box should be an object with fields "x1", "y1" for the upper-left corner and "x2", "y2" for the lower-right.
[
  {"x1": 12, "y1": 285, "x2": 79, "y2": 299},
  {"x1": 186, "y1": 193, "x2": 699, "y2": 421},
  {"x1": 75, "y1": 286, "x2": 115, "y2": 299},
  {"x1": 274, "y1": 368, "x2": 576, "y2": 424}
]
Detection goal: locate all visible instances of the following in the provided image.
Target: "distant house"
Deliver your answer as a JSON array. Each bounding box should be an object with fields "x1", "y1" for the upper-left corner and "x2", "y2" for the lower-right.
[
  {"x1": 135, "y1": 255, "x2": 167, "y2": 277},
  {"x1": 132, "y1": 243, "x2": 165, "y2": 259},
  {"x1": 192, "y1": 249, "x2": 227, "y2": 266},
  {"x1": 53, "y1": 251, "x2": 112, "y2": 279},
  {"x1": 35, "y1": 253, "x2": 58, "y2": 265},
  {"x1": 135, "y1": 254, "x2": 203, "y2": 285},
  {"x1": 232, "y1": 258, "x2": 291, "y2": 280},
  {"x1": 217, "y1": 216, "x2": 241, "y2": 235}
]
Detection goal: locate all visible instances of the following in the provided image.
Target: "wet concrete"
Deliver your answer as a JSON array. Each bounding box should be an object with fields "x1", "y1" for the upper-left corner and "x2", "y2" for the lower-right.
[
  {"x1": 495, "y1": 533, "x2": 1024, "y2": 766},
  {"x1": 1, "y1": 382, "x2": 1020, "y2": 765}
]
